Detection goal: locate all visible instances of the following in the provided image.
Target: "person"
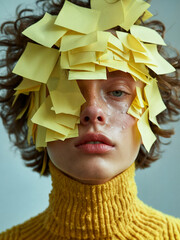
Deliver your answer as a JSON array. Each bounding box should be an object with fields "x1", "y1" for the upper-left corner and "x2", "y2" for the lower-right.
[{"x1": 0, "y1": 0, "x2": 180, "y2": 239}]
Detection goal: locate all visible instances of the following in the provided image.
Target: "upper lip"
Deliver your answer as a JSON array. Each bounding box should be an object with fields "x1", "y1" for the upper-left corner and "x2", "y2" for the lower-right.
[{"x1": 75, "y1": 133, "x2": 114, "y2": 147}]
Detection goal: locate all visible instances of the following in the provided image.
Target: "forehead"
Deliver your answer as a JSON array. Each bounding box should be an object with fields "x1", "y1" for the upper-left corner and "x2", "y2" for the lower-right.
[
  {"x1": 107, "y1": 70, "x2": 144, "y2": 88},
  {"x1": 77, "y1": 70, "x2": 144, "y2": 91},
  {"x1": 107, "y1": 70, "x2": 133, "y2": 81}
]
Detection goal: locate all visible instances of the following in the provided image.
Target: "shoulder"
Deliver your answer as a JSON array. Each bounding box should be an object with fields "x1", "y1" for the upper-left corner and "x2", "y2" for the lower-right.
[
  {"x1": 0, "y1": 211, "x2": 46, "y2": 240},
  {"x1": 0, "y1": 225, "x2": 21, "y2": 240},
  {"x1": 138, "y1": 199, "x2": 180, "y2": 239},
  {"x1": 164, "y1": 214, "x2": 180, "y2": 238}
]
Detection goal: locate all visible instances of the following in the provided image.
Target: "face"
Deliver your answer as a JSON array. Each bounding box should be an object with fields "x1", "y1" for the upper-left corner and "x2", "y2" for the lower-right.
[{"x1": 47, "y1": 71, "x2": 142, "y2": 184}]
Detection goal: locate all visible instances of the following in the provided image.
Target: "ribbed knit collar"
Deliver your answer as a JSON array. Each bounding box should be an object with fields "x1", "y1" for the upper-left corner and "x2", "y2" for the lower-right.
[{"x1": 43, "y1": 161, "x2": 139, "y2": 239}]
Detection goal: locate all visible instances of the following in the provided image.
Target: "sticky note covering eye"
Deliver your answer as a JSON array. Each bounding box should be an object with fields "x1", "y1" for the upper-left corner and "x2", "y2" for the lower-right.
[
  {"x1": 47, "y1": 61, "x2": 86, "y2": 116},
  {"x1": 12, "y1": 0, "x2": 176, "y2": 153}
]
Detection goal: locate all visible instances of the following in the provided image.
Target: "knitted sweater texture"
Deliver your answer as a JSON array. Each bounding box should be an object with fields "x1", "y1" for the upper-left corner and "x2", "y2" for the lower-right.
[{"x1": 0, "y1": 161, "x2": 180, "y2": 240}]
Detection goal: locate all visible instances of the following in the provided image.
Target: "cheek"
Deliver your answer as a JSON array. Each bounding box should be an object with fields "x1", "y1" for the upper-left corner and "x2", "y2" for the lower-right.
[
  {"x1": 47, "y1": 141, "x2": 68, "y2": 169},
  {"x1": 105, "y1": 102, "x2": 141, "y2": 146},
  {"x1": 105, "y1": 102, "x2": 132, "y2": 131},
  {"x1": 110, "y1": 112, "x2": 138, "y2": 136},
  {"x1": 47, "y1": 142, "x2": 59, "y2": 166}
]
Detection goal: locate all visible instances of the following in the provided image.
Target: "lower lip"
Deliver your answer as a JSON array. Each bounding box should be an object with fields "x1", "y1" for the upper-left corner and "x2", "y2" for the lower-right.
[{"x1": 76, "y1": 143, "x2": 114, "y2": 154}]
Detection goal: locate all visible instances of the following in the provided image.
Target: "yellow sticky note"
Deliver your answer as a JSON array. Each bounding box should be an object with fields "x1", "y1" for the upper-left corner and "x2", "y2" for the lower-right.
[
  {"x1": 46, "y1": 129, "x2": 67, "y2": 142},
  {"x1": 142, "y1": 10, "x2": 153, "y2": 21},
  {"x1": 128, "y1": 60, "x2": 149, "y2": 77},
  {"x1": 66, "y1": 124, "x2": 79, "y2": 139},
  {"x1": 31, "y1": 96, "x2": 71, "y2": 136},
  {"x1": 27, "y1": 87, "x2": 46, "y2": 144},
  {"x1": 27, "y1": 94, "x2": 36, "y2": 143},
  {"x1": 35, "y1": 125, "x2": 47, "y2": 148},
  {"x1": 51, "y1": 106, "x2": 80, "y2": 116},
  {"x1": 68, "y1": 65, "x2": 107, "y2": 80},
  {"x1": 127, "y1": 94, "x2": 143, "y2": 120},
  {"x1": 128, "y1": 34, "x2": 147, "y2": 53},
  {"x1": 130, "y1": 25, "x2": 166, "y2": 46},
  {"x1": 132, "y1": 103, "x2": 143, "y2": 114},
  {"x1": 46, "y1": 124, "x2": 79, "y2": 142},
  {"x1": 47, "y1": 61, "x2": 86, "y2": 115},
  {"x1": 46, "y1": 60, "x2": 63, "y2": 91},
  {"x1": 128, "y1": 104, "x2": 141, "y2": 119},
  {"x1": 55, "y1": 113, "x2": 79, "y2": 129},
  {"x1": 50, "y1": 91, "x2": 84, "y2": 116},
  {"x1": 55, "y1": 1, "x2": 100, "y2": 34},
  {"x1": 47, "y1": 61, "x2": 82, "y2": 93},
  {"x1": 91, "y1": 0, "x2": 124, "y2": 30},
  {"x1": 126, "y1": 63, "x2": 149, "y2": 83},
  {"x1": 14, "y1": 78, "x2": 41, "y2": 94},
  {"x1": 137, "y1": 108, "x2": 156, "y2": 152},
  {"x1": 16, "y1": 100, "x2": 30, "y2": 120},
  {"x1": 116, "y1": 31, "x2": 146, "y2": 53},
  {"x1": 144, "y1": 44, "x2": 175, "y2": 74},
  {"x1": 27, "y1": 86, "x2": 46, "y2": 144},
  {"x1": 144, "y1": 78, "x2": 166, "y2": 126},
  {"x1": 121, "y1": 0, "x2": 150, "y2": 31},
  {"x1": 60, "y1": 51, "x2": 96, "y2": 71},
  {"x1": 68, "y1": 51, "x2": 96, "y2": 66},
  {"x1": 136, "y1": 10, "x2": 153, "y2": 24},
  {"x1": 136, "y1": 87, "x2": 145, "y2": 108},
  {"x1": 98, "y1": 50, "x2": 114, "y2": 61},
  {"x1": 60, "y1": 31, "x2": 97, "y2": 52},
  {"x1": 108, "y1": 45, "x2": 129, "y2": 62},
  {"x1": 98, "y1": 59, "x2": 128, "y2": 72},
  {"x1": 23, "y1": 13, "x2": 67, "y2": 48},
  {"x1": 39, "y1": 83, "x2": 47, "y2": 106},
  {"x1": 132, "y1": 51, "x2": 156, "y2": 65},
  {"x1": 13, "y1": 42, "x2": 60, "y2": 83},
  {"x1": 71, "y1": 31, "x2": 110, "y2": 53},
  {"x1": 113, "y1": 53, "x2": 123, "y2": 61},
  {"x1": 108, "y1": 33, "x2": 124, "y2": 53},
  {"x1": 27, "y1": 92, "x2": 40, "y2": 120}
]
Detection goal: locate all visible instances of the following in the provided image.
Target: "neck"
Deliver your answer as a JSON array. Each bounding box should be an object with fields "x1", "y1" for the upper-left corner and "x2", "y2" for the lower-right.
[{"x1": 44, "y1": 161, "x2": 138, "y2": 239}]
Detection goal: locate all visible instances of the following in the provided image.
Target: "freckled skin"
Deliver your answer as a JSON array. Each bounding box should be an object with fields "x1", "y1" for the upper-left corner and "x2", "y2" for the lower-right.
[{"x1": 47, "y1": 71, "x2": 143, "y2": 184}]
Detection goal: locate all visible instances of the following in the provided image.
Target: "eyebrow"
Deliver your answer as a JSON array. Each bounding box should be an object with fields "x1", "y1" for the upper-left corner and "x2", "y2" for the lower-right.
[{"x1": 108, "y1": 75, "x2": 135, "y2": 84}]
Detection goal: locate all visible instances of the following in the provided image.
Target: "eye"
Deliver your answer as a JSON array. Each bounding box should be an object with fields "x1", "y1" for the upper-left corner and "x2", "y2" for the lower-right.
[{"x1": 109, "y1": 90, "x2": 125, "y2": 97}]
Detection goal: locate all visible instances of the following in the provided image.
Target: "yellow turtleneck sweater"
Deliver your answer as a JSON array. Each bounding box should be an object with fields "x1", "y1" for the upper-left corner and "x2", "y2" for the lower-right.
[{"x1": 0, "y1": 161, "x2": 180, "y2": 240}]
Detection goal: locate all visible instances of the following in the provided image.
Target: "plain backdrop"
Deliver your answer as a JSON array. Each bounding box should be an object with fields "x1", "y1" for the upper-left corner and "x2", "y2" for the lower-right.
[{"x1": 0, "y1": 0, "x2": 180, "y2": 232}]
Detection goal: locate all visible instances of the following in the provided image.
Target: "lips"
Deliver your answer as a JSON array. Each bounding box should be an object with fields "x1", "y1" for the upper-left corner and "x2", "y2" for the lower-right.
[{"x1": 75, "y1": 133, "x2": 114, "y2": 154}]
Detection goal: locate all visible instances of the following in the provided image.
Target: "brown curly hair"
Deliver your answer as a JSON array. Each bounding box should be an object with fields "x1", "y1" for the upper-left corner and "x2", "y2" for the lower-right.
[{"x1": 0, "y1": 0, "x2": 180, "y2": 176}]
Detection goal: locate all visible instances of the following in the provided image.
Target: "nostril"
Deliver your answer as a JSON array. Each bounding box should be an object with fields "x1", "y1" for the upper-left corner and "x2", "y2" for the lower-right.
[
  {"x1": 84, "y1": 116, "x2": 90, "y2": 122},
  {"x1": 97, "y1": 116, "x2": 103, "y2": 121},
  {"x1": 80, "y1": 106, "x2": 105, "y2": 125}
]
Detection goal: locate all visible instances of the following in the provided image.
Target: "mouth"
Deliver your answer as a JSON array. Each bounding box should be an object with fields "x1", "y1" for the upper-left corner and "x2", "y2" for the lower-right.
[{"x1": 75, "y1": 133, "x2": 115, "y2": 154}]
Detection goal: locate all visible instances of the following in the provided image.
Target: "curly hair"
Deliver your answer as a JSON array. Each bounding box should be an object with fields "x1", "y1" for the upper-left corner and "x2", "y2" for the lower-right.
[{"x1": 0, "y1": 0, "x2": 180, "y2": 176}]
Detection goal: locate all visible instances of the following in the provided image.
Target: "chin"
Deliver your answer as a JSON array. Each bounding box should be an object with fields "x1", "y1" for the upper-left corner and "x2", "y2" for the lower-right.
[
  {"x1": 71, "y1": 173, "x2": 113, "y2": 185},
  {"x1": 65, "y1": 162, "x2": 120, "y2": 185}
]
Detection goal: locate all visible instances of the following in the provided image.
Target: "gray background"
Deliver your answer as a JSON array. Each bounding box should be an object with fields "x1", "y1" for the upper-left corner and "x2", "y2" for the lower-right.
[{"x1": 0, "y1": 0, "x2": 180, "y2": 232}]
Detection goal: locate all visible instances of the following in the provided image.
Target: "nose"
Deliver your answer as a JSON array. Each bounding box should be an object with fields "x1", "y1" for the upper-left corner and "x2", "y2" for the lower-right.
[
  {"x1": 78, "y1": 80, "x2": 106, "y2": 126},
  {"x1": 80, "y1": 105, "x2": 106, "y2": 125}
]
